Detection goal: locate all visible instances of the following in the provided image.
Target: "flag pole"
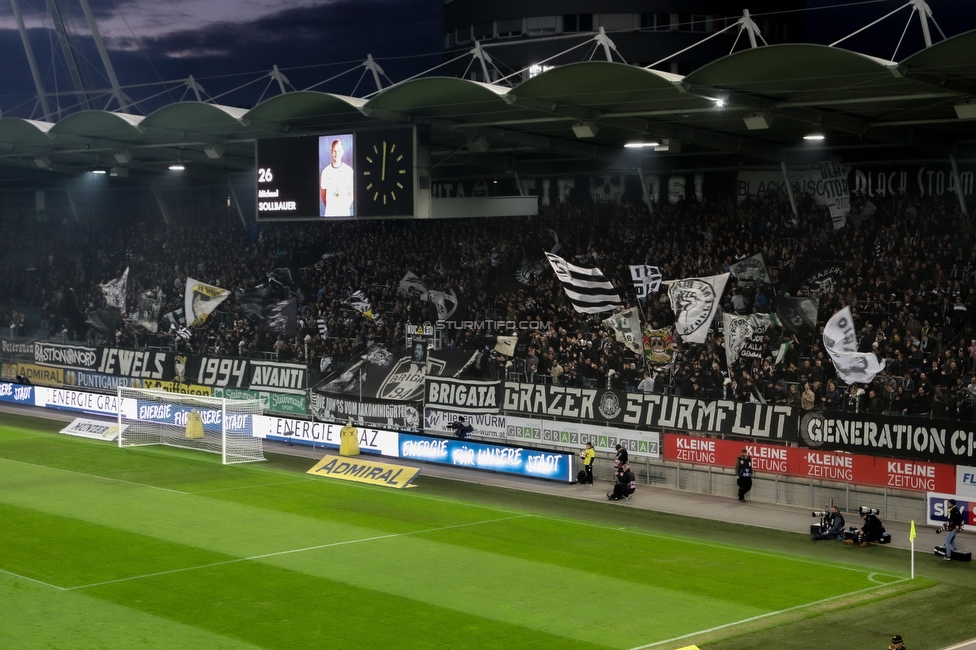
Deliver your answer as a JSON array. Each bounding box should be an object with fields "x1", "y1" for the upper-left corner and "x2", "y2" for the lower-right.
[{"x1": 909, "y1": 520, "x2": 916, "y2": 579}]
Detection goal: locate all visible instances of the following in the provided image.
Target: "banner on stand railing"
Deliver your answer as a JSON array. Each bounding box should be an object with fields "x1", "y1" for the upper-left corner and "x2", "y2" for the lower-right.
[
  {"x1": 424, "y1": 377, "x2": 501, "y2": 414},
  {"x1": 311, "y1": 392, "x2": 421, "y2": 430},
  {"x1": 502, "y1": 382, "x2": 798, "y2": 440}
]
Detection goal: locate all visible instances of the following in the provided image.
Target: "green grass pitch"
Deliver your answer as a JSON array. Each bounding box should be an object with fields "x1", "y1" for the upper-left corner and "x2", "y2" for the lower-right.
[{"x1": 1, "y1": 412, "x2": 973, "y2": 650}]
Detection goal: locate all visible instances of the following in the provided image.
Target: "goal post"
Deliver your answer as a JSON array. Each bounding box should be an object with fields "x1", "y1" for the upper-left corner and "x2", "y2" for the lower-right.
[{"x1": 117, "y1": 386, "x2": 265, "y2": 464}]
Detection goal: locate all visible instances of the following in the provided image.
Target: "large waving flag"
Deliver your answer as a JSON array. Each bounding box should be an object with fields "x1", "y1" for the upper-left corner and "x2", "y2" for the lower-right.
[
  {"x1": 184, "y1": 278, "x2": 231, "y2": 327},
  {"x1": 99, "y1": 267, "x2": 129, "y2": 311},
  {"x1": 823, "y1": 307, "x2": 885, "y2": 384},
  {"x1": 545, "y1": 252, "x2": 621, "y2": 314},
  {"x1": 603, "y1": 307, "x2": 643, "y2": 355},
  {"x1": 729, "y1": 253, "x2": 771, "y2": 284},
  {"x1": 667, "y1": 273, "x2": 729, "y2": 344}
]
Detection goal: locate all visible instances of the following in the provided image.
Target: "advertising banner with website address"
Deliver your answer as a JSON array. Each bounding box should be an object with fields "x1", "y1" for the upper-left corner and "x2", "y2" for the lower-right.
[
  {"x1": 29, "y1": 341, "x2": 307, "y2": 393},
  {"x1": 424, "y1": 407, "x2": 507, "y2": 439},
  {"x1": 665, "y1": 433, "x2": 956, "y2": 493},
  {"x1": 398, "y1": 433, "x2": 574, "y2": 482},
  {"x1": 502, "y1": 382, "x2": 798, "y2": 441},
  {"x1": 799, "y1": 410, "x2": 976, "y2": 465}
]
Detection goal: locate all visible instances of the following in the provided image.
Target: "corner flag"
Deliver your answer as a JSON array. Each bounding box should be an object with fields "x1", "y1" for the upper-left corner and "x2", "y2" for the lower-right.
[
  {"x1": 910, "y1": 520, "x2": 916, "y2": 541},
  {"x1": 909, "y1": 520, "x2": 917, "y2": 580}
]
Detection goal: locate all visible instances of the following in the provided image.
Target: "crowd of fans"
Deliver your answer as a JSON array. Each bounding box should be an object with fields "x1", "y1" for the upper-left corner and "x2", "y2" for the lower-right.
[{"x1": 2, "y1": 188, "x2": 976, "y2": 421}]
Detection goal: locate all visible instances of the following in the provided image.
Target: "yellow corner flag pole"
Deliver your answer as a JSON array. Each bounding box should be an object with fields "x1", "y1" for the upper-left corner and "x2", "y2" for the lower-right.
[{"x1": 909, "y1": 520, "x2": 917, "y2": 579}]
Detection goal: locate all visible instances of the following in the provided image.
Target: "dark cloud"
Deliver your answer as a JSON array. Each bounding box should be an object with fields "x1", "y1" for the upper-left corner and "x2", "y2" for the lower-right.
[{"x1": 0, "y1": 0, "x2": 442, "y2": 116}]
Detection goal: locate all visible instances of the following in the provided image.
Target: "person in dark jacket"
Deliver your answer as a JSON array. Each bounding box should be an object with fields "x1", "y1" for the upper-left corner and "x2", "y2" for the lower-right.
[
  {"x1": 735, "y1": 448, "x2": 753, "y2": 502},
  {"x1": 845, "y1": 510, "x2": 885, "y2": 546},
  {"x1": 608, "y1": 463, "x2": 636, "y2": 500},
  {"x1": 813, "y1": 506, "x2": 846, "y2": 540}
]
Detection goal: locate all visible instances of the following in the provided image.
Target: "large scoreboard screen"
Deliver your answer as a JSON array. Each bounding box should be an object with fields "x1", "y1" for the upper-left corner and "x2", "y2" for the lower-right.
[{"x1": 256, "y1": 127, "x2": 416, "y2": 221}]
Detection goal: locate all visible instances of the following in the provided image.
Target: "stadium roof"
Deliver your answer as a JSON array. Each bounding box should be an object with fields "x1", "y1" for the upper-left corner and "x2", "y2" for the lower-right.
[{"x1": 2, "y1": 29, "x2": 975, "y2": 182}]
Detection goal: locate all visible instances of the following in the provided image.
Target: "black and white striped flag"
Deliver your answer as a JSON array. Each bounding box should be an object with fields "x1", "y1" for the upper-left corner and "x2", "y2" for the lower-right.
[{"x1": 545, "y1": 252, "x2": 621, "y2": 314}]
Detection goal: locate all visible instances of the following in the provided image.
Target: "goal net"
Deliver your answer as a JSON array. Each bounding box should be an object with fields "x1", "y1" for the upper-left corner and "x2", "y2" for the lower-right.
[{"x1": 117, "y1": 387, "x2": 265, "y2": 464}]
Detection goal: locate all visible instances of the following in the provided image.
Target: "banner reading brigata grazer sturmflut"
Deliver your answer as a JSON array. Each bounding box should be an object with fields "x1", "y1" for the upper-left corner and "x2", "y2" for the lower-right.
[
  {"x1": 799, "y1": 410, "x2": 976, "y2": 465},
  {"x1": 502, "y1": 382, "x2": 798, "y2": 441}
]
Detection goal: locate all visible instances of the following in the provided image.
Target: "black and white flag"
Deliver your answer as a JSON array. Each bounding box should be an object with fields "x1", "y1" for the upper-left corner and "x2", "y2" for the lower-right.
[
  {"x1": 603, "y1": 307, "x2": 643, "y2": 355},
  {"x1": 723, "y1": 313, "x2": 771, "y2": 365},
  {"x1": 257, "y1": 297, "x2": 298, "y2": 336},
  {"x1": 428, "y1": 288, "x2": 461, "y2": 321},
  {"x1": 770, "y1": 296, "x2": 819, "y2": 333},
  {"x1": 729, "y1": 253, "x2": 771, "y2": 284},
  {"x1": 136, "y1": 288, "x2": 163, "y2": 334},
  {"x1": 397, "y1": 271, "x2": 429, "y2": 300},
  {"x1": 163, "y1": 308, "x2": 186, "y2": 330},
  {"x1": 235, "y1": 286, "x2": 272, "y2": 318},
  {"x1": 99, "y1": 267, "x2": 129, "y2": 311},
  {"x1": 267, "y1": 267, "x2": 294, "y2": 289},
  {"x1": 545, "y1": 252, "x2": 622, "y2": 314},
  {"x1": 823, "y1": 307, "x2": 885, "y2": 384},
  {"x1": 666, "y1": 273, "x2": 729, "y2": 344},
  {"x1": 316, "y1": 318, "x2": 329, "y2": 338},
  {"x1": 86, "y1": 307, "x2": 122, "y2": 338},
  {"x1": 629, "y1": 265, "x2": 662, "y2": 298}
]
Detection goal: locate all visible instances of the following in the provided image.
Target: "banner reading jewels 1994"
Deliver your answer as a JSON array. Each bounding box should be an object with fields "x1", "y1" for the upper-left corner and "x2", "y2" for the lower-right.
[
  {"x1": 799, "y1": 410, "x2": 976, "y2": 465},
  {"x1": 502, "y1": 382, "x2": 798, "y2": 441}
]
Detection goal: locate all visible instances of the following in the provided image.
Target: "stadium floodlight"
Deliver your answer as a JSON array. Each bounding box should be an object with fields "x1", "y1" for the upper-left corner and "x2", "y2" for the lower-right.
[
  {"x1": 34, "y1": 156, "x2": 50, "y2": 169},
  {"x1": 204, "y1": 145, "x2": 224, "y2": 159},
  {"x1": 624, "y1": 140, "x2": 660, "y2": 148},
  {"x1": 91, "y1": 169, "x2": 107, "y2": 174},
  {"x1": 955, "y1": 101, "x2": 976, "y2": 119},
  {"x1": 169, "y1": 164, "x2": 185, "y2": 171},
  {"x1": 572, "y1": 121, "x2": 599, "y2": 138},
  {"x1": 743, "y1": 112, "x2": 772, "y2": 130},
  {"x1": 118, "y1": 387, "x2": 265, "y2": 464},
  {"x1": 113, "y1": 151, "x2": 132, "y2": 164},
  {"x1": 803, "y1": 133, "x2": 825, "y2": 141}
]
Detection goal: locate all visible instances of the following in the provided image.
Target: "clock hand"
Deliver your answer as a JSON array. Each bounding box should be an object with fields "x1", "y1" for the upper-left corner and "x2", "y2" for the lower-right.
[{"x1": 381, "y1": 141, "x2": 387, "y2": 182}]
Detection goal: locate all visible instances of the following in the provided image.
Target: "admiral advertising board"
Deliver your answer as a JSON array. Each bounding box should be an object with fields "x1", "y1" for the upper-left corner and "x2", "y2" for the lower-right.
[
  {"x1": 502, "y1": 382, "x2": 797, "y2": 440},
  {"x1": 398, "y1": 433, "x2": 574, "y2": 482},
  {"x1": 664, "y1": 433, "x2": 956, "y2": 492},
  {"x1": 0, "y1": 381, "x2": 33, "y2": 404},
  {"x1": 251, "y1": 414, "x2": 400, "y2": 456},
  {"x1": 799, "y1": 411, "x2": 976, "y2": 465}
]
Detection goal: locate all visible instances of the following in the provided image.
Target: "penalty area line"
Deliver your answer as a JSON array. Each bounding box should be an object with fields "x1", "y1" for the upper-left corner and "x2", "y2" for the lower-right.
[
  {"x1": 628, "y1": 577, "x2": 912, "y2": 650},
  {"x1": 64, "y1": 514, "x2": 533, "y2": 592},
  {"x1": 0, "y1": 568, "x2": 69, "y2": 591}
]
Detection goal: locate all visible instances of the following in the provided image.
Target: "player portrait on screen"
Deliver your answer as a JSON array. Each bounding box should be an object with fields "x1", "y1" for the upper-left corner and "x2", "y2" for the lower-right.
[{"x1": 319, "y1": 134, "x2": 354, "y2": 217}]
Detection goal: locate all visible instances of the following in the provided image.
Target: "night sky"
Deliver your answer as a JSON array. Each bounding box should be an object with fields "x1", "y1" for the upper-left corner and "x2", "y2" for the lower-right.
[{"x1": 0, "y1": 0, "x2": 974, "y2": 119}]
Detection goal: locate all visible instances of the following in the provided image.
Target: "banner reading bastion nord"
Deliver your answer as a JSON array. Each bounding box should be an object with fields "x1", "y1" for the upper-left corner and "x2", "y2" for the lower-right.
[{"x1": 502, "y1": 382, "x2": 798, "y2": 441}]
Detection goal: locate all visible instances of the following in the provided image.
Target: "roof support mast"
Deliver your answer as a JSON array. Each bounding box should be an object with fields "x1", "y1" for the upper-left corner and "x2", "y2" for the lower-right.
[
  {"x1": 10, "y1": 0, "x2": 53, "y2": 120},
  {"x1": 77, "y1": 0, "x2": 129, "y2": 111},
  {"x1": 45, "y1": 0, "x2": 91, "y2": 110}
]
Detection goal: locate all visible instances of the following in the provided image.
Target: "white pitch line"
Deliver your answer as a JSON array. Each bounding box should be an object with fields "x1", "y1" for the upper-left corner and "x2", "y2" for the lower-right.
[
  {"x1": 0, "y1": 568, "x2": 68, "y2": 591},
  {"x1": 0, "y1": 456, "x2": 189, "y2": 494},
  {"x1": 64, "y1": 514, "x2": 532, "y2": 591},
  {"x1": 627, "y1": 577, "x2": 912, "y2": 650}
]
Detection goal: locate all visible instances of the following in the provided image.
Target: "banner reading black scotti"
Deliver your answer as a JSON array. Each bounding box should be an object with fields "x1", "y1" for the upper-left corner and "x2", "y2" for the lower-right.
[
  {"x1": 799, "y1": 410, "x2": 976, "y2": 465},
  {"x1": 310, "y1": 392, "x2": 421, "y2": 430},
  {"x1": 502, "y1": 382, "x2": 798, "y2": 440},
  {"x1": 424, "y1": 377, "x2": 501, "y2": 414}
]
